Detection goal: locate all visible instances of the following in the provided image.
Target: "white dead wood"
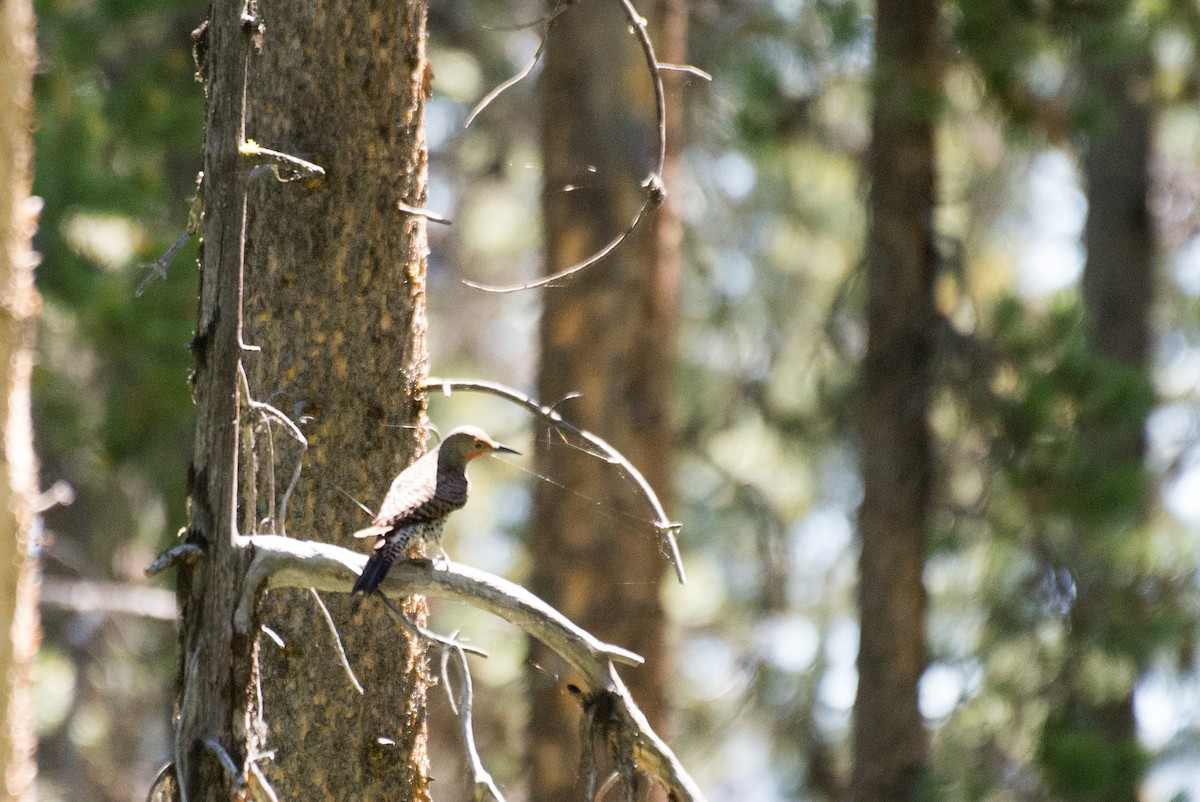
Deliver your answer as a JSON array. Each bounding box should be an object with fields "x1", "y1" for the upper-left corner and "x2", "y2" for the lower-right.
[{"x1": 233, "y1": 535, "x2": 706, "y2": 802}]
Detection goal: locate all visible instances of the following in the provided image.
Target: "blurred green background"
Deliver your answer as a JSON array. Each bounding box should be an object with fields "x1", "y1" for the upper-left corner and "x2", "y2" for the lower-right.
[{"x1": 29, "y1": 0, "x2": 1200, "y2": 798}]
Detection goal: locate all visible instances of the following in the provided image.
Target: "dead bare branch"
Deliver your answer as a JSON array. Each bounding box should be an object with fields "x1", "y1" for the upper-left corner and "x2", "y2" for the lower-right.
[
  {"x1": 423, "y1": 378, "x2": 686, "y2": 584},
  {"x1": 236, "y1": 535, "x2": 704, "y2": 801},
  {"x1": 202, "y1": 738, "x2": 246, "y2": 792},
  {"x1": 462, "y1": 0, "x2": 669, "y2": 294},
  {"x1": 239, "y1": 139, "x2": 326, "y2": 182},
  {"x1": 657, "y1": 63, "x2": 712, "y2": 81},
  {"x1": 248, "y1": 761, "x2": 279, "y2": 802},
  {"x1": 309, "y1": 589, "x2": 363, "y2": 694},
  {"x1": 442, "y1": 645, "x2": 507, "y2": 802},
  {"x1": 146, "y1": 542, "x2": 205, "y2": 576},
  {"x1": 176, "y1": 641, "x2": 202, "y2": 802},
  {"x1": 239, "y1": 363, "x2": 307, "y2": 535},
  {"x1": 397, "y1": 200, "x2": 452, "y2": 225},
  {"x1": 464, "y1": 36, "x2": 546, "y2": 130},
  {"x1": 138, "y1": 180, "x2": 203, "y2": 297},
  {"x1": 371, "y1": 589, "x2": 490, "y2": 658},
  {"x1": 462, "y1": 192, "x2": 661, "y2": 293},
  {"x1": 137, "y1": 231, "x2": 193, "y2": 297}
]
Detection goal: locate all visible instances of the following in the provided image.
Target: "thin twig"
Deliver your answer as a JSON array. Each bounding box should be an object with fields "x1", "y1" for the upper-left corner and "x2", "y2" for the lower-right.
[
  {"x1": 260, "y1": 625, "x2": 285, "y2": 649},
  {"x1": 239, "y1": 139, "x2": 326, "y2": 181},
  {"x1": 464, "y1": 37, "x2": 546, "y2": 129},
  {"x1": 594, "y1": 771, "x2": 621, "y2": 802},
  {"x1": 657, "y1": 63, "x2": 713, "y2": 81},
  {"x1": 238, "y1": 366, "x2": 261, "y2": 535},
  {"x1": 138, "y1": 182, "x2": 203, "y2": 297},
  {"x1": 619, "y1": 0, "x2": 667, "y2": 173},
  {"x1": 309, "y1": 589, "x2": 364, "y2": 694},
  {"x1": 136, "y1": 231, "x2": 193, "y2": 297},
  {"x1": 481, "y1": 0, "x2": 574, "y2": 32},
  {"x1": 202, "y1": 738, "x2": 246, "y2": 792},
  {"x1": 372, "y1": 590, "x2": 489, "y2": 658},
  {"x1": 176, "y1": 640, "x2": 203, "y2": 802},
  {"x1": 397, "y1": 201, "x2": 452, "y2": 225},
  {"x1": 145, "y1": 762, "x2": 176, "y2": 802},
  {"x1": 239, "y1": 364, "x2": 307, "y2": 534},
  {"x1": 145, "y1": 543, "x2": 205, "y2": 576},
  {"x1": 462, "y1": 0, "x2": 669, "y2": 294},
  {"x1": 248, "y1": 761, "x2": 280, "y2": 802},
  {"x1": 463, "y1": 193, "x2": 660, "y2": 293},
  {"x1": 334, "y1": 484, "x2": 376, "y2": 518},
  {"x1": 443, "y1": 645, "x2": 507, "y2": 802},
  {"x1": 424, "y1": 378, "x2": 685, "y2": 584}
]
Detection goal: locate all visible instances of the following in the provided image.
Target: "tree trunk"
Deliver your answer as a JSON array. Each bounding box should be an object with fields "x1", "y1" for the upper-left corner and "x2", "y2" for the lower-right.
[
  {"x1": 175, "y1": 2, "x2": 260, "y2": 798},
  {"x1": 242, "y1": 0, "x2": 432, "y2": 798},
  {"x1": 851, "y1": 0, "x2": 941, "y2": 798},
  {"x1": 1041, "y1": 46, "x2": 1154, "y2": 802},
  {"x1": 525, "y1": 0, "x2": 684, "y2": 798},
  {"x1": 176, "y1": 0, "x2": 431, "y2": 798},
  {"x1": 0, "y1": 1, "x2": 40, "y2": 797}
]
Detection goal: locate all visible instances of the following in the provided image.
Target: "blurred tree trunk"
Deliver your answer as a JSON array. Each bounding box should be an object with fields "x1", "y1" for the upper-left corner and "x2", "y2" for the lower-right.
[
  {"x1": 1040, "y1": 40, "x2": 1155, "y2": 802},
  {"x1": 525, "y1": 0, "x2": 685, "y2": 798},
  {"x1": 0, "y1": 0, "x2": 40, "y2": 798},
  {"x1": 851, "y1": 0, "x2": 941, "y2": 798},
  {"x1": 177, "y1": 0, "x2": 431, "y2": 798},
  {"x1": 242, "y1": 0, "x2": 432, "y2": 798}
]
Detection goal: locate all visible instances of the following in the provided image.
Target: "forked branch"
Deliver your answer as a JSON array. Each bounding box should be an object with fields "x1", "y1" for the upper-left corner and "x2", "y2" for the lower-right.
[{"x1": 235, "y1": 535, "x2": 705, "y2": 801}]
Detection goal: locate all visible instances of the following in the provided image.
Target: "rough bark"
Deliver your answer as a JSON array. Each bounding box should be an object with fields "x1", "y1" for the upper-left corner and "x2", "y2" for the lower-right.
[
  {"x1": 175, "y1": 2, "x2": 259, "y2": 800},
  {"x1": 0, "y1": 1, "x2": 40, "y2": 797},
  {"x1": 526, "y1": 0, "x2": 685, "y2": 798},
  {"x1": 851, "y1": 0, "x2": 941, "y2": 799},
  {"x1": 240, "y1": 0, "x2": 432, "y2": 798}
]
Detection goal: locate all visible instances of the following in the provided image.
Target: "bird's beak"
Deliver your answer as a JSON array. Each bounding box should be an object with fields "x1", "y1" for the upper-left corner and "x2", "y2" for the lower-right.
[{"x1": 493, "y1": 443, "x2": 520, "y2": 456}]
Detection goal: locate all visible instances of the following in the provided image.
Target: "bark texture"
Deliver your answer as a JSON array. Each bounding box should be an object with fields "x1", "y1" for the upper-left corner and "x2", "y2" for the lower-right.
[
  {"x1": 851, "y1": 0, "x2": 941, "y2": 798},
  {"x1": 241, "y1": 0, "x2": 432, "y2": 798},
  {"x1": 526, "y1": 0, "x2": 685, "y2": 798},
  {"x1": 175, "y1": 3, "x2": 260, "y2": 800},
  {"x1": 0, "y1": 1, "x2": 40, "y2": 797}
]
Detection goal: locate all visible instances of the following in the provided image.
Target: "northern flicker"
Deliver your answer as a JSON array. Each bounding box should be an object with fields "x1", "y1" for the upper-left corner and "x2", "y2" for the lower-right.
[{"x1": 350, "y1": 425, "x2": 518, "y2": 596}]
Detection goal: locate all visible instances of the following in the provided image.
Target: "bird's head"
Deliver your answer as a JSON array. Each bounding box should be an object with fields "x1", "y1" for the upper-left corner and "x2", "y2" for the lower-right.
[{"x1": 438, "y1": 425, "x2": 519, "y2": 465}]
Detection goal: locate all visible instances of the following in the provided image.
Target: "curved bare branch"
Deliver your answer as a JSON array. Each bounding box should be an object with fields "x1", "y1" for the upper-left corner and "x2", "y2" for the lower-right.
[
  {"x1": 462, "y1": 0, "x2": 669, "y2": 294},
  {"x1": 424, "y1": 377, "x2": 686, "y2": 583}
]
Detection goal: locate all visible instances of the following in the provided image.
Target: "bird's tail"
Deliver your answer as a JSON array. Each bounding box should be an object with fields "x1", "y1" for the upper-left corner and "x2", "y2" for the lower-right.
[{"x1": 352, "y1": 549, "x2": 396, "y2": 596}]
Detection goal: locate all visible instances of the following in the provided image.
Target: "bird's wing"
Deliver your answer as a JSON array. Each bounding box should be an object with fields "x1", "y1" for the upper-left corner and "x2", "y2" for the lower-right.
[{"x1": 352, "y1": 453, "x2": 445, "y2": 540}]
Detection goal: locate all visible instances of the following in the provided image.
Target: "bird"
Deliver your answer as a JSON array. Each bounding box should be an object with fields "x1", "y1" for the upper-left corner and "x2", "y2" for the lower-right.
[{"x1": 350, "y1": 425, "x2": 518, "y2": 596}]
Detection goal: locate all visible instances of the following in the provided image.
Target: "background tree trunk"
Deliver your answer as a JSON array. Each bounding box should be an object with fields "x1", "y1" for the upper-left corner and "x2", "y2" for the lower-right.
[
  {"x1": 0, "y1": 0, "x2": 40, "y2": 797},
  {"x1": 525, "y1": 0, "x2": 685, "y2": 798},
  {"x1": 241, "y1": 0, "x2": 432, "y2": 798},
  {"x1": 851, "y1": 0, "x2": 941, "y2": 798},
  {"x1": 1040, "y1": 43, "x2": 1155, "y2": 802}
]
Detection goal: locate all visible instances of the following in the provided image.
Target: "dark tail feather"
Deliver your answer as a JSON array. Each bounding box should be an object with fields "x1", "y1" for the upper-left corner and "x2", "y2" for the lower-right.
[{"x1": 352, "y1": 550, "x2": 396, "y2": 595}]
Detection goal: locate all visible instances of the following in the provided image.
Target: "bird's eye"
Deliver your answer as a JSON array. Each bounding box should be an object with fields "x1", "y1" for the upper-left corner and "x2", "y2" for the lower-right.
[{"x1": 474, "y1": 439, "x2": 484, "y2": 448}]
